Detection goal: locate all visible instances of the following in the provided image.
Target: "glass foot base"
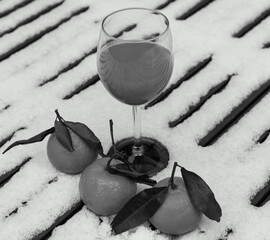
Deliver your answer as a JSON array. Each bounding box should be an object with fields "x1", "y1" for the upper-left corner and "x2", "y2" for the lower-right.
[{"x1": 107, "y1": 137, "x2": 169, "y2": 176}]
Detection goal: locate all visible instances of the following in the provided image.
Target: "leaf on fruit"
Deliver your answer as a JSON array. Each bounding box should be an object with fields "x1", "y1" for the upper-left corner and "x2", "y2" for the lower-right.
[
  {"x1": 111, "y1": 186, "x2": 168, "y2": 234},
  {"x1": 65, "y1": 121, "x2": 104, "y2": 154},
  {"x1": 3, "y1": 127, "x2": 55, "y2": 154},
  {"x1": 54, "y1": 120, "x2": 74, "y2": 152},
  {"x1": 109, "y1": 163, "x2": 156, "y2": 186},
  {"x1": 181, "y1": 167, "x2": 222, "y2": 222}
]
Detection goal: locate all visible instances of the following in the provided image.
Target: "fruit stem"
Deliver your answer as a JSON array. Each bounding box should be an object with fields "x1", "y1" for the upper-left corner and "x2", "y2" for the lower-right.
[
  {"x1": 109, "y1": 119, "x2": 117, "y2": 152},
  {"x1": 109, "y1": 119, "x2": 128, "y2": 162},
  {"x1": 55, "y1": 109, "x2": 65, "y2": 123},
  {"x1": 105, "y1": 153, "x2": 116, "y2": 172},
  {"x1": 169, "y1": 162, "x2": 179, "y2": 189}
]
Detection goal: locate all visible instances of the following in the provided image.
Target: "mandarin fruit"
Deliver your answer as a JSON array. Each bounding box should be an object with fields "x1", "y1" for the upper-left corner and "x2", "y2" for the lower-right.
[
  {"x1": 47, "y1": 130, "x2": 97, "y2": 174},
  {"x1": 149, "y1": 177, "x2": 201, "y2": 235},
  {"x1": 79, "y1": 157, "x2": 137, "y2": 216}
]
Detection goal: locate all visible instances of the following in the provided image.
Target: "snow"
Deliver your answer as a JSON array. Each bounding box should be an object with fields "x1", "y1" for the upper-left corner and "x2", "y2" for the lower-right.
[
  {"x1": 0, "y1": 0, "x2": 64, "y2": 36},
  {"x1": 1, "y1": 0, "x2": 270, "y2": 239}
]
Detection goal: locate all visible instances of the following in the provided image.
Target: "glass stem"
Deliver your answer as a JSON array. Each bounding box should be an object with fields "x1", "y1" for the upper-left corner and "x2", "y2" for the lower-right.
[{"x1": 132, "y1": 106, "x2": 143, "y2": 156}]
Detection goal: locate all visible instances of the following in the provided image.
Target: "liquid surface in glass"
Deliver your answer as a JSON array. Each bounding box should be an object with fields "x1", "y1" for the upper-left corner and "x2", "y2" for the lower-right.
[{"x1": 98, "y1": 41, "x2": 173, "y2": 105}]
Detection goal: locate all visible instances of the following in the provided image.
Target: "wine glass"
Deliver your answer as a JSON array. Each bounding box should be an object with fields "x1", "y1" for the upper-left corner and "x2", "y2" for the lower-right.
[{"x1": 97, "y1": 8, "x2": 173, "y2": 175}]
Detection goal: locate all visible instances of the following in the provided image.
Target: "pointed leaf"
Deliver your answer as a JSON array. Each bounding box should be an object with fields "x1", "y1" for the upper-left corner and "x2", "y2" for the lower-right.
[
  {"x1": 65, "y1": 121, "x2": 103, "y2": 154},
  {"x1": 181, "y1": 167, "x2": 222, "y2": 222},
  {"x1": 54, "y1": 120, "x2": 74, "y2": 152},
  {"x1": 111, "y1": 186, "x2": 168, "y2": 234},
  {"x1": 3, "y1": 127, "x2": 55, "y2": 154}
]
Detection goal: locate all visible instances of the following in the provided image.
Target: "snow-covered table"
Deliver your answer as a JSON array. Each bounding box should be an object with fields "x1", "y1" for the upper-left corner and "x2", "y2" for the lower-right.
[{"x1": 1, "y1": 0, "x2": 270, "y2": 239}]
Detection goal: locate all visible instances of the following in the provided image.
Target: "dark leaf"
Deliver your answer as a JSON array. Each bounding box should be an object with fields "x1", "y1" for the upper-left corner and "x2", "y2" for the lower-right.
[
  {"x1": 111, "y1": 186, "x2": 168, "y2": 234},
  {"x1": 181, "y1": 167, "x2": 222, "y2": 222},
  {"x1": 54, "y1": 120, "x2": 74, "y2": 152},
  {"x1": 131, "y1": 155, "x2": 165, "y2": 174},
  {"x1": 65, "y1": 121, "x2": 103, "y2": 154},
  {"x1": 3, "y1": 127, "x2": 55, "y2": 154},
  {"x1": 109, "y1": 163, "x2": 156, "y2": 186}
]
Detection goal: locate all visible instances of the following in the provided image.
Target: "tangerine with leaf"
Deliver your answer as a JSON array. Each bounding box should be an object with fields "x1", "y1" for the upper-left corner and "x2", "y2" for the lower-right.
[
  {"x1": 47, "y1": 130, "x2": 97, "y2": 174},
  {"x1": 149, "y1": 177, "x2": 202, "y2": 235},
  {"x1": 79, "y1": 120, "x2": 156, "y2": 216},
  {"x1": 111, "y1": 162, "x2": 222, "y2": 235},
  {"x1": 149, "y1": 163, "x2": 222, "y2": 235},
  {"x1": 3, "y1": 110, "x2": 105, "y2": 174}
]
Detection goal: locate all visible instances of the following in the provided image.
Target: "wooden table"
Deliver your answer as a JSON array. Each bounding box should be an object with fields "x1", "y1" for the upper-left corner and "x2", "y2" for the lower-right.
[{"x1": 1, "y1": 0, "x2": 270, "y2": 239}]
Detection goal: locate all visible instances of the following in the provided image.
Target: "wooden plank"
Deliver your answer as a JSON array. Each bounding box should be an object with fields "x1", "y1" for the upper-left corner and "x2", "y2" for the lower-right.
[
  {"x1": 0, "y1": 6, "x2": 89, "y2": 62},
  {"x1": 0, "y1": 157, "x2": 31, "y2": 187},
  {"x1": 63, "y1": 74, "x2": 100, "y2": 100},
  {"x1": 5, "y1": 177, "x2": 58, "y2": 219},
  {"x1": 251, "y1": 180, "x2": 270, "y2": 207},
  {"x1": 0, "y1": 0, "x2": 65, "y2": 38},
  {"x1": 155, "y1": 0, "x2": 176, "y2": 10},
  {"x1": 256, "y1": 129, "x2": 270, "y2": 144},
  {"x1": 0, "y1": 0, "x2": 35, "y2": 19},
  {"x1": 145, "y1": 56, "x2": 212, "y2": 109},
  {"x1": 199, "y1": 78, "x2": 270, "y2": 147},
  {"x1": 233, "y1": 7, "x2": 270, "y2": 38},
  {"x1": 30, "y1": 200, "x2": 84, "y2": 240},
  {"x1": 0, "y1": 104, "x2": 11, "y2": 113},
  {"x1": 169, "y1": 74, "x2": 233, "y2": 127},
  {"x1": 176, "y1": 0, "x2": 215, "y2": 20},
  {"x1": 113, "y1": 24, "x2": 137, "y2": 38},
  {"x1": 263, "y1": 42, "x2": 270, "y2": 49},
  {"x1": 39, "y1": 46, "x2": 96, "y2": 87},
  {"x1": 39, "y1": 23, "x2": 138, "y2": 87}
]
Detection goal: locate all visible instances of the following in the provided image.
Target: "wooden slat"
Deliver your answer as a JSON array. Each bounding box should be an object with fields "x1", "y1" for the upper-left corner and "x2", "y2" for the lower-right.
[
  {"x1": 260, "y1": 192, "x2": 270, "y2": 206},
  {"x1": 30, "y1": 200, "x2": 84, "y2": 240},
  {"x1": 251, "y1": 180, "x2": 270, "y2": 207},
  {"x1": 199, "y1": 78, "x2": 270, "y2": 147},
  {"x1": 176, "y1": 0, "x2": 215, "y2": 20},
  {"x1": 113, "y1": 24, "x2": 137, "y2": 38},
  {"x1": 39, "y1": 46, "x2": 96, "y2": 87},
  {"x1": 40, "y1": 23, "x2": 138, "y2": 87},
  {"x1": 263, "y1": 42, "x2": 270, "y2": 49},
  {"x1": 233, "y1": 7, "x2": 270, "y2": 38},
  {"x1": 0, "y1": 0, "x2": 35, "y2": 19},
  {"x1": 169, "y1": 74, "x2": 233, "y2": 127},
  {"x1": 0, "y1": 157, "x2": 31, "y2": 187},
  {"x1": 0, "y1": 104, "x2": 11, "y2": 113},
  {"x1": 155, "y1": 0, "x2": 176, "y2": 10},
  {"x1": 5, "y1": 177, "x2": 58, "y2": 218},
  {"x1": 256, "y1": 129, "x2": 270, "y2": 144},
  {"x1": 0, "y1": 0, "x2": 65, "y2": 38},
  {"x1": 63, "y1": 74, "x2": 100, "y2": 100},
  {"x1": 0, "y1": 6, "x2": 89, "y2": 62},
  {"x1": 145, "y1": 56, "x2": 212, "y2": 109}
]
